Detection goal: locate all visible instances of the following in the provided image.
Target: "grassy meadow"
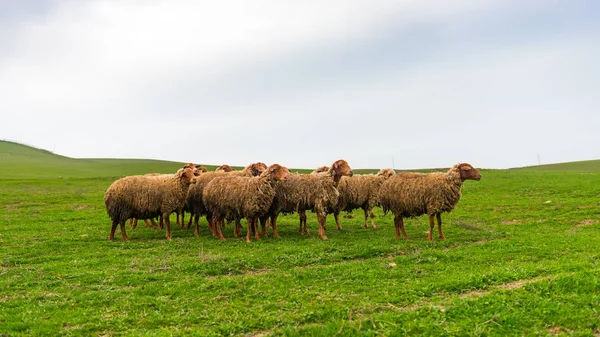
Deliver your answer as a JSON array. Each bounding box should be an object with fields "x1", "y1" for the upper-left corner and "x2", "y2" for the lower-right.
[{"x1": 1, "y1": 141, "x2": 600, "y2": 336}]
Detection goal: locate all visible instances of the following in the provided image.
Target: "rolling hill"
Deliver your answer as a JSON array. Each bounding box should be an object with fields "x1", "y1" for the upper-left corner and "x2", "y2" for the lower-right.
[{"x1": 0, "y1": 141, "x2": 211, "y2": 180}]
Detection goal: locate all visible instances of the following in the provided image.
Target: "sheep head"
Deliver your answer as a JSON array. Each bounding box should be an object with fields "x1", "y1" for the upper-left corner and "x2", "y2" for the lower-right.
[
  {"x1": 329, "y1": 160, "x2": 353, "y2": 185},
  {"x1": 457, "y1": 163, "x2": 481, "y2": 181},
  {"x1": 178, "y1": 167, "x2": 198, "y2": 185},
  {"x1": 195, "y1": 165, "x2": 208, "y2": 173},
  {"x1": 216, "y1": 164, "x2": 234, "y2": 172},
  {"x1": 377, "y1": 168, "x2": 396, "y2": 179},
  {"x1": 250, "y1": 162, "x2": 267, "y2": 176},
  {"x1": 183, "y1": 163, "x2": 199, "y2": 175},
  {"x1": 260, "y1": 164, "x2": 289, "y2": 182},
  {"x1": 311, "y1": 166, "x2": 330, "y2": 174}
]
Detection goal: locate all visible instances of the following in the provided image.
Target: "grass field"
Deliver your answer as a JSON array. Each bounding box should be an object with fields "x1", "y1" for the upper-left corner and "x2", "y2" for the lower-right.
[{"x1": 1, "y1": 141, "x2": 600, "y2": 336}]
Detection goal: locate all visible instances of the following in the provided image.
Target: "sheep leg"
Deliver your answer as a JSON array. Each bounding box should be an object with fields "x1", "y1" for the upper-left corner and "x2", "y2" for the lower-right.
[
  {"x1": 298, "y1": 211, "x2": 307, "y2": 234},
  {"x1": 259, "y1": 217, "x2": 269, "y2": 237},
  {"x1": 193, "y1": 214, "x2": 201, "y2": 237},
  {"x1": 119, "y1": 220, "x2": 129, "y2": 241},
  {"x1": 428, "y1": 215, "x2": 435, "y2": 241},
  {"x1": 303, "y1": 215, "x2": 310, "y2": 235},
  {"x1": 394, "y1": 215, "x2": 408, "y2": 240},
  {"x1": 109, "y1": 220, "x2": 118, "y2": 241},
  {"x1": 436, "y1": 213, "x2": 446, "y2": 240},
  {"x1": 253, "y1": 218, "x2": 261, "y2": 241},
  {"x1": 369, "y1": 209, "x2": 377, "y2": 228},
  {"x1": 217, "y1": 219, "x2": 226, "y2": 241},
  {"x1": 129, "y1": 218, "x2": 137, "y2": 229},
  {"x1": 269, "y1": 215, "x2": 281, "y2": 238},
  {"x1": 150, "y1": 218, "x2": 159, "y2": 230},
  {"x1": 246, "y1": 219, "x2": 253, "y2": 243},
  {"x1": 334, "y1": 211, "x2": 342, "y2": 230},
  {"x1": 362, "y1": 209, "x2": 369, "y2": 229},
  {"x1": 180, "y1": 211, "x2": 185, "y2": 228},
  {"x1": 143, "y1": 219, "x2": 152, "y2": 228},
  {"x1": 234, "y1": 219, "x2": 241, "y2": 238},
  {"x1": 186, "y1": 213, "x2": 193, "y2": 229},
  {"x1": 317, "y1": 214, "x2": 328, "y2": 240},
  {"x1": 164, "y1": 213, "x2": 172, "y2": 240},
  {"x1": 159, "y1": 215, "x2": 164, "y2": 230}
]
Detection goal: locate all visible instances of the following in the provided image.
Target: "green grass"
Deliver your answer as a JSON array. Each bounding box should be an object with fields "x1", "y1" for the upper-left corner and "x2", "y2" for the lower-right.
[{"x1": 1, "y1": 142, "x2": 600, "y2": 336}]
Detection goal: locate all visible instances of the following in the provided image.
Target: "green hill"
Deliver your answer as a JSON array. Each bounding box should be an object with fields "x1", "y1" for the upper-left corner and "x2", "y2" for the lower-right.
[
  {"x1": 0, "y1": 141, "x2": 214, "y2": 180},
  {"x1": 514, "y1": 159, "x2": 600, "y2": 172}
]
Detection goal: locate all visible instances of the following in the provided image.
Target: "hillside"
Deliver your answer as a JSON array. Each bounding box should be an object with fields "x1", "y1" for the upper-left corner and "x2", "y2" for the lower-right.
[
  {"x1": 514, "y1": 159, "x2": 600, "y2": 172},
  {"x1": 0, "y1": 141, "x2": 206, "y2": 180}
]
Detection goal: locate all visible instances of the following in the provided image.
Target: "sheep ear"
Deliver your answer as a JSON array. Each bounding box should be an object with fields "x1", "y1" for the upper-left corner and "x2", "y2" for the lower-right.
[{"x1": 460, "y1": 165, "x2": 472, "y2": 171}]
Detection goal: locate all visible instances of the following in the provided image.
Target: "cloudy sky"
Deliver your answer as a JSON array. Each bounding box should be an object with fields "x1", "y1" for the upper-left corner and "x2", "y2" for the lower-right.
[{"x1": 1, "y1": 0, "x2": 598, "y2": 169}]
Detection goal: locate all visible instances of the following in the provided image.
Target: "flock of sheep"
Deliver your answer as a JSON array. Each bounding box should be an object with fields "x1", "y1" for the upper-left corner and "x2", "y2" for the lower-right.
[{"x1": 104, "y1": 160, "x2": 482, "y2": 242}]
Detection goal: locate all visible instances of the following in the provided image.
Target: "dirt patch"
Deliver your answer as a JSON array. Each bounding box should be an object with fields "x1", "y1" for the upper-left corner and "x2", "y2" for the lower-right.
[
  {"x1": 460, "y1": 275, "x2": 555, "y2": 299},
  {"x1": 501, "y1": 219, "x2": 522, "y2": 225},
  {"x1": 574, "y1": 219, "x2": 598, "y2": 227},
  {"x1": 73, "y1": 205, "x2": 88, "y2": 210},
  {"x1": 548, "y1": 327, "x2": 572, "y2": 335}
]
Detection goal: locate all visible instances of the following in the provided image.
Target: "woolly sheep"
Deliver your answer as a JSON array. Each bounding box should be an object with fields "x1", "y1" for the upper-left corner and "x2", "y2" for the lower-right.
[
  {"x1": 332, "y1": 168, "x2": 396, "y2": 229},
  {"x1": 104, "y1": 167, "x2": 197, "y2": 241},
  {"x1": 377, "y1": 163, "x2": 481, "y2": 241},
  {"x1": 215, "y1": 164, "x2": 234, "y2": 172},
  {"x1": 263, "y1": 160, "x2": 353, "y2": 240},
  {"x1": 185, "y1": 162, "x2": 267, "y2": 237},
  {"x1": 203, "y1": 164, "x2": 290, "y2": 242}
]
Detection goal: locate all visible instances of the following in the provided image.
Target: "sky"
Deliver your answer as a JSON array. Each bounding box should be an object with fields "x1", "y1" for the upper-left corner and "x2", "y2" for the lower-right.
[{"x1": 1, "y1": 0, "x2": 599, "y2": 169}]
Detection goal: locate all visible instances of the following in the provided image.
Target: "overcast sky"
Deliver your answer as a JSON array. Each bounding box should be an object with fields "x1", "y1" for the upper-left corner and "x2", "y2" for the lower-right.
[{"x1": 1, "y1": 0, "x2": 598, "y2": 169}]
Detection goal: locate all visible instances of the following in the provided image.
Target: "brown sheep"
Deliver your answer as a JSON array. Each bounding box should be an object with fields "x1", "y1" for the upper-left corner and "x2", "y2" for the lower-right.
[
  {"x1": 378, "y1": 163, "x2": 481, "y2": 241},
  {"x1": 332, "y1": 168, "x2": 396, "y2": 229},
  {"x1": 185, "y1": 162, "x2": 266, "y2": 237},
  {"x1": 215, "y1": 164, "x2": 234, "y2": 172},
  {"x1": 104, "y1": 167, "x2": 197, "y2": 241},
  {"x1": 203, "y1": 164, "x2": 290, "y2": 242},
  {"x1": 263, "y1": 160, "x2": 353, "y2": 240}
]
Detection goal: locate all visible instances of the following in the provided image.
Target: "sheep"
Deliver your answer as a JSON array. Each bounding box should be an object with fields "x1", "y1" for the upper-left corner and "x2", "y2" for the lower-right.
[
  {"x1": 262, "y1": 160, "x2": 353, "y2": 240},
  {"x1": 203, "y1": 164, "x2": 290, "y2": 242},
  {"x1": 185, "y1": 162, "x2": 267, "y2": 237},
  {"x1": 312, "y1": 166, "x2": 330, "y2": 174},
  {"x1": 104, "y1": 167, "x2": 197, "y2": 241},
  {"x1": 215, "y1": 164, "x2": 234, "y2": 172},
  {"x1": 332, "y1": 168, "x2": 396, "y2": 229},
  {"x1": 377, "y1": 163, "x2": 481, "y2": 241}
]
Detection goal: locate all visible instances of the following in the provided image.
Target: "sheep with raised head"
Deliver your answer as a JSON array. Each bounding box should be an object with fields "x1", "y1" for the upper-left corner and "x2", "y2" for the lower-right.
[
  {"x1": 377, "y1": 163, "x2": 481, "y2": 241},
  {"x1": 104, "y1": 167, "x2": 197, "y2": 241},
  {"x1": 263, "y1": 160, "x2": 353, "y2": 240},
  {"x1": 185, "y1": 162, "x2": 266, "y2": 237},
  {"x1": 203, "y1": 164, "x2": 290, "y2": 242},
  {"x1": 332, "y1": 168, "x2": 396, "y2": 229}
]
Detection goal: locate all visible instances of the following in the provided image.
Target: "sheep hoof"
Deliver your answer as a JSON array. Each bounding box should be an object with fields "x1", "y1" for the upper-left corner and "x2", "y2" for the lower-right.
[
  {"x1": 320, "y1": 235, "x2": 328, "y2": 240},
  {"x1": 274, "y1": 234, "x2": 280, "y2": 239},
  {"x1": 439, "y1": 236, "x2": 446, "y2": 240},
  {"x1": 246, "y1": 238, "x2": 252, "y2": 243},
  {"x1": 372, "y1": 224, "x2": 378, "y2": 229}
]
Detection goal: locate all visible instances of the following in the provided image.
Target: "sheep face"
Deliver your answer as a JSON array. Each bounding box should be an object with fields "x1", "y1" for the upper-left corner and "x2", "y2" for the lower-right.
[
  {"x1": 179, "y1": 167, "x2": 198, "y2": 184},
  {"x1": 195, "y1": 165, "x2": 208, "y2": 173},
  {"x1": 458, "y1": 163, "x2": 481, "y2": 181},
  {"x1": 251, "y1": 162, "x2": 268, "y2": 176},
  {"x1": 377, "y1": 168, "x2": 396, "y2": 179},
  {"x1": 216, "y1": 164, "x2": 234, "y2": 172},
  {"x1": 261, "y1": 164, "x2": 289, "y2": 181},
  {"x1": 331, "y1": 159, "x2": 353, "y2": 177},
  {"x1": 183, "y1": 163, "x2": 199, "y2": 175}
]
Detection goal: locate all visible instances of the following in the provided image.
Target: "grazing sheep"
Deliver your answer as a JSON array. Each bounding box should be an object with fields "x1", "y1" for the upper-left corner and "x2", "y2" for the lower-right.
[
  {"x1": 215, "y1": 164, "x2": 234, "y2": 172},
  {"x1": 203, "y1": 164, "x2": 290, "y2": 242},
  {"x1": 332, "y1": 168, "x2": 396, "y2": 229},
  {"x1": 185, "y1": 162, "x2": 267, "y2": 237},
  {"x1": 263, "y1": 160, "x2": 353, "y2": 240},
  {"x1": 378, "y1": 163, "x2": 481, "y2": 241},
  {"x1": 104, "y1": 167, "x2": 197, "y2": 241}
]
